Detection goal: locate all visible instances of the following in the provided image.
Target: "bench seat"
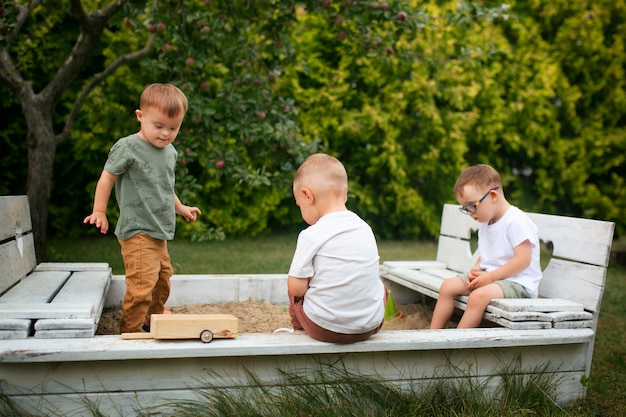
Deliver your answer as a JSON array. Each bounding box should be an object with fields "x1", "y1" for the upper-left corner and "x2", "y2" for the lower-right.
[
  {"x1": 0, "y1": 262, "x2": 111, "y2": 339},
  {"x1": 0, "y1": 196, "x2": 112, "y2": 340},
  {"x1": 382, "y1": 264, "x2": 594, "y2": 330},
  {"x1": 380, "y1": 204, "x2": 614, "y2": 332}
]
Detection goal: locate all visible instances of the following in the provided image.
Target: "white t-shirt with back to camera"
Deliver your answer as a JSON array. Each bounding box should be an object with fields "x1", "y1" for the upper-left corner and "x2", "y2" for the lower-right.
[{"x1": 288, "y1": 210, "x2": 385, "y2": 334}]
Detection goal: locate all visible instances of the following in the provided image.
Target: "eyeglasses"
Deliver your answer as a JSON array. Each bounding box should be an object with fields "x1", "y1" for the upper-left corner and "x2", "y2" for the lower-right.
[{"x1": 458, "y1": 186, "x2": 500, "y2": 215}]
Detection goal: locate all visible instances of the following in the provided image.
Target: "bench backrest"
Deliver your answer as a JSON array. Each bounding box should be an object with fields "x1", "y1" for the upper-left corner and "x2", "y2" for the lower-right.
[
  {"x1": 436, "y1": 204, "x2": 615, "y2": 315},
  {"x1": 0, "y1": 196, "x2": 37, "y2": 295}
]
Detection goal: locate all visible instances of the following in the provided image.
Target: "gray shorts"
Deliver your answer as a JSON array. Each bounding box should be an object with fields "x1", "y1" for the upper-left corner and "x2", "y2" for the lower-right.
[{"x1": 458, "y1": 275, "x2": 530, "y2": 298}]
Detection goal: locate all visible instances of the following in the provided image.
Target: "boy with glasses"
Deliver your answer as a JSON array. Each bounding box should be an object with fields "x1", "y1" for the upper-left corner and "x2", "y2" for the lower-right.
[{"x1": 430, "y1": 164, "x2": 542, "y2": 329}]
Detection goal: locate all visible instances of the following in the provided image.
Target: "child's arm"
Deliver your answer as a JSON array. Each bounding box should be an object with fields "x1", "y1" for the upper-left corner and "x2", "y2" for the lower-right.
[
  {"x1": 287, "y1": 276, "x2": 310, "y2": 297},
  {"x1": 174, "y1": 195, "x2": 201, "y2": 221},
  {"x1": 83, "y1": 170, "x2": 118, "y2": 234},
  {"x1": 467, "y1": 240, "x2": 532, "y2": 290}
]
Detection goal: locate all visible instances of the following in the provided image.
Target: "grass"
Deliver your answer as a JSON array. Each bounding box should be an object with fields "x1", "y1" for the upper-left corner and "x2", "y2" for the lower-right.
[
  {"x1": 45, "y1": 233, "x2": 438, "y2": 275},
  {"x1": 7, "y1": 234, "x2": 623, "y2": 416}
]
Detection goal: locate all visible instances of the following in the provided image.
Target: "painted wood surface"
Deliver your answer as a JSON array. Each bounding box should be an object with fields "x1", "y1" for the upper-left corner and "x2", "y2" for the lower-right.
[
  {"x1": 0, "y1": 196, "x2": 610, "y2": 415},
  {"x1": 122, "y1": 313, "x2": 238, "y2": 341},
  {"x1": 0, "y1": 329, "x2": 593, "y2": 416},
  {"x1": 380, "y1": 204, "x2": 615, "y2": 330}
]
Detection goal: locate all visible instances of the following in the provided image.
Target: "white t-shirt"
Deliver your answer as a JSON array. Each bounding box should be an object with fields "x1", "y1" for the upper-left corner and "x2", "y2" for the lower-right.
[
  {"x1": 288, "y1": 211, "x2": 385, "y2": 334},
  {"x1": 478, "y1": 206, "x2": 543, "y2": 298}
]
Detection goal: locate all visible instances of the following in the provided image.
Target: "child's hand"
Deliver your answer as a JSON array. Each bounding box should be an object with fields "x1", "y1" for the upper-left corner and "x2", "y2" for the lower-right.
[
  {"x1": 83, "y1": 212, "x2": 109, "y2": 234},
  {"x1": 178, "y1": 205, "x2": 202, "y2": 222},
  {"x1": 466, "y1": 267, "x2": 486, "y2": 290}
]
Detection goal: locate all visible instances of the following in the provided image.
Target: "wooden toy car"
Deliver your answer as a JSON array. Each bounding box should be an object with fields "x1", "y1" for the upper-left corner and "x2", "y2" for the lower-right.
[{"x1": 121, "y1": 313, "x2": 238, "y2": 343}]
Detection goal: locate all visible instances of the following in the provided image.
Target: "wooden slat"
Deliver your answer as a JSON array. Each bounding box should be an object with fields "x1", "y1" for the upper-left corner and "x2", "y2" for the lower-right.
[
  {"x1": 0, "y1": 330, "x2": 28, "y2": 339},
  {"x1": 539, "y1": 259, "x2": 606, "y2": 313},
  {"x1": 439, "y1": 204, "x2": 478, "y2": 239},
  {"x1": 0, "y1": 319, "x2": 31, "y2": 330},
  {"x1": 528, "y1": 212, "x2": 615, "y2": 267},
  {"x1": 547, "y1": 311, "x2": 593, "y2": 322},
  {"x1": 36, "y1": 262, "x2": 110, "y2": 272},
  {"x1": 35, "y1": 329, "x2": 99, "y2": 339},
  {"x1": 0, "y1": 270, "x2": 71, "y2": 303},
  {"x1": 0, "y1": 303, "x2": 94, "y2": 319},
  {"x1": 34, "y1": 270, "x2": 111, "y2": 337},
  {"x1": 490, "y1": 298, "x2": 584, "y2": 313},
  {"x1": 382, "y1": 261, "x2": 447, "y2": 270},
  {"x1": 553, "y1": 321, "x2": 593, "y2": 329},
  {"x1": 0, "y1": 195, "x2": 31, "y2": 242},
  {"x1": 435, "y1": 235, "x2": 476, "y2": 273},
  {"x1": 486, "y1": 306, "x2": 553, "y2": 322},
  {"x1": 0, "y1": 234, "x2": 37, "y2": 295}
]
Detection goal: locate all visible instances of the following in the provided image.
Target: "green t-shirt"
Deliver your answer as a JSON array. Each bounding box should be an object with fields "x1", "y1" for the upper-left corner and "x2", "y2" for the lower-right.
[{"x1": 104, "y1": 134, "x2": 178, "y2": 240}]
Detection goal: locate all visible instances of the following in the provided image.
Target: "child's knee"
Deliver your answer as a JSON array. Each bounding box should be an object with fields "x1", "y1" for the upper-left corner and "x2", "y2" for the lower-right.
[{"x1": 440, "y1": 276, "x2": 465, "y2": 296}]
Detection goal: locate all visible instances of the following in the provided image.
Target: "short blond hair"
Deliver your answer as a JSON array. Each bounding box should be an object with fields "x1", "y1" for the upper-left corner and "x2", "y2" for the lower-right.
[
  {"x1": 294, "y1": 153, "x2": 348, "y2": 195},
  {"x1": 454, "y1": 164, "x2": 502, "y2": 198},
  {"x1": 139, "y1": 83, "x2": 188, "y2": 118}
]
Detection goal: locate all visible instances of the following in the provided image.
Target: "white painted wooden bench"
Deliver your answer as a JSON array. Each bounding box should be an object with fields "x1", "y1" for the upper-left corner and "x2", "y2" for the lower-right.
[
  {"x1": 380, "y1": 204, "x2": 615, "y2": 331},
  {"x1": 0, "y1": 196, "x2": 111, "y2": 338},
  {"x1": 0, "y1": 198, "x2": 615, "y2": 415}
]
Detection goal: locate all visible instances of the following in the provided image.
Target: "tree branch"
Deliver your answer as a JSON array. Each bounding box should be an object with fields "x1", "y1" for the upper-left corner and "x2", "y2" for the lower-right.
[
  {"x1": 56, "y1": 33, "x2": 156, "y2": 144},
  {"x1": 0, "y1": 0, "x2": 44, "y2": 96},
  {"x1": 41, "y1": 0, "x2": 130, "y2": 106},
  {"x1": 4, "y1": 0, "x2": 44, "y2": 47}
]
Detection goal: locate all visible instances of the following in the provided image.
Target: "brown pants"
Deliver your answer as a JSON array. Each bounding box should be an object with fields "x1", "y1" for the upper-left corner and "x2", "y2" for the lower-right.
[
  {"x1": 288, "y1": 290, "x2": 387, "y2": 344},
  {"x1": 118, "y1": 234, "x2": 173, "y2": 333}
]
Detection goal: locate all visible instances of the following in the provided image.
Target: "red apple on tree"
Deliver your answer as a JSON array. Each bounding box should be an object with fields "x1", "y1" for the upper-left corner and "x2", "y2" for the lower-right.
[{"x1": 215, "y1": 160, "x2": 225, "y2": 169}]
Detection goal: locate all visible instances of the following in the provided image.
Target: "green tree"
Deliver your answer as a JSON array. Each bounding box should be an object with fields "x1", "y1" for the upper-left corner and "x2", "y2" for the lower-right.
[{"x1": 0, "y1": 0, "x2": 415, "y2": 256}]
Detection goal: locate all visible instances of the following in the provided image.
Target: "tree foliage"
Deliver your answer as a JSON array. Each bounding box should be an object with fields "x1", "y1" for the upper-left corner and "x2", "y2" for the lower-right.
[{"x1": 1, "y1": 0, "x2": 624, "y2": 252}]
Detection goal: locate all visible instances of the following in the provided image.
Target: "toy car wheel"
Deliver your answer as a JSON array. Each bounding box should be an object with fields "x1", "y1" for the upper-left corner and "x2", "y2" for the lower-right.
[{"x1": 200, "y1": 330, "x2": 213, "y2": 343}]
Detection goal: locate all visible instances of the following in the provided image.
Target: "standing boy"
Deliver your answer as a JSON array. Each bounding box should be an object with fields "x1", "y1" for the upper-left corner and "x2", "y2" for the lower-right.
[
  {"x1": 84, "y1": 83, "x2": 201, "y2": 334},
  {"x1": 286, "y1": 153, "x2": 386, "y2": 343},
  {"x1": 430, "y1": 164, "x2": 542, "y2": 329}
]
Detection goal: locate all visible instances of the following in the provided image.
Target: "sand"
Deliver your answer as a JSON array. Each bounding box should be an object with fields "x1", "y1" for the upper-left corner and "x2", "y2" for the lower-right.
[{"x1": 96, "y1": 300, "x2": 433, "y2": 335}]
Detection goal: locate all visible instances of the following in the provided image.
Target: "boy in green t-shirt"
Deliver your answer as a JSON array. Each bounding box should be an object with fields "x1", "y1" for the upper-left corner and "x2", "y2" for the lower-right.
[{"x1": 84, "y1": 83, "x2": 201, "y2": 334}]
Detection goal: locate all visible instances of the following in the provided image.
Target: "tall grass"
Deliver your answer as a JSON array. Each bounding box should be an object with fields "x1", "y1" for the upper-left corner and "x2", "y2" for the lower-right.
[
  {"x1": 23, "y1": 236, "x2": 626, "y2": 416},
  {"x1": 0, "y1": 359, "x2": 573, "y2": 417}
]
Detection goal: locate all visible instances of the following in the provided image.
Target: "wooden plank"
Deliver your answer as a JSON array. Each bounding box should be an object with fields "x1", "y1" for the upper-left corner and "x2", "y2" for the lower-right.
[
  {"x1": 0, "y1": 328, "x2": 595, "y2": 363},
  {"x1": 0, "y1": 195, "x2": 31, "y2": 242},
  {"x1": 528, "y1": 212, "x2": 615, "y2": 267},
  {"x1": 553, "y1": 320, "x2": 593, "y2": 329},
  {"x1": 0, "y1": 330, "x2": 28, "y2": 339},
  {"x1": 486, "y1": 305, "x2": 553, "y2": 322},
  {"x1": 0, "y1": 303, "x2": 94, "y2": 319},
  {"x1": 35, "y1": 329, "x2": 98, "y2": 339},
  {"x1": 547, "y1": 310, "x2": 593, "y2": 322},
  {"x1": 33, "y1": 270, "x2": 111, "y2": 337},
  {"x1": 35, "y1": 319, "x2": 97, "y2": 330},
  {"x1": 439, "y1": 204, "x2": 478, "y2": 239},
  {"x1": 387, "y1": 268, "x2": 445, "y2": 292},
  {"x1": 539, "y1": 259, "x2": 606, "y2": 313},
  {"x1": 0, "y1": 319, "x2": 30, "y2": 330},
  {"x1": 151, "y1": 313, "x2": 238, "y2": 340},
  {"x1": 0, "y1": 234, "x2": 37, "y2": 295},
  {"x1": 36, "y1": 262, "x2": 110, "y2": 272},
  {"x1": 0, "y1": 270, "x2": 71, "y2": 303},
  {"x1": 486, "y1": 315, "x2": 553, "y2": 330},
  {"x1": 48, "y1": 270, "x2": 110, "y2": 304},
  {"x1": 490, "y1": 298, "x2": 584, "y2": 313},
  {"x1": 382, "y1": 261, "x2": 447, "y2": 270},
  {"x1": 435, "y1": 235, "x2": 476, "y2": 273},
  {"x1": 0, "y1": 341, "x2": 591, "y2": 415}
]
